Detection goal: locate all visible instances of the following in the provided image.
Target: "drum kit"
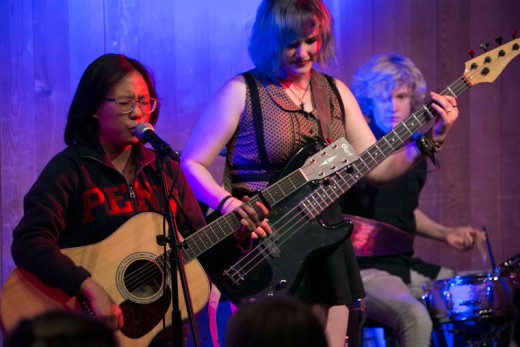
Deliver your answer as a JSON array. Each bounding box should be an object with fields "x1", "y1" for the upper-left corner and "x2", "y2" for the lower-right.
[
  {"x1": 347, "y1": 215, "x2": 519, "y2": 347},
  {"x1": 422, "y1": 255, "x2": 519, "y2": 347}
]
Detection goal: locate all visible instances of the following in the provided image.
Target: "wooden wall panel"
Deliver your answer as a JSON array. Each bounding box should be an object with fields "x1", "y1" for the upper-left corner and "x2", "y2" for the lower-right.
[
  {"x1": 33, "y1": 0, "x2": 71, "y2": 170},
  {"x1": 326, "y1": 0, "x2": 375, "y2": 84},
  {"x1": 1, "y1": 1, "x2": 519, "y2": 325},
  {"x1": 0, "y1": 0, "x2": 8, "y2": 284},
  {"x1": 68, "y1": 1, "x2": 106, "y2": 96},
  {"x1": 2, "y1": 1, "x2": 38, "y2": 283},
  {"x1": 0, "y1": 2, "x2": 5, "y2": 278}
]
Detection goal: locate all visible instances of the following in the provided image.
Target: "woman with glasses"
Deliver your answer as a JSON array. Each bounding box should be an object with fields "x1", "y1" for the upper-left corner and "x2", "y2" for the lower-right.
[
  {"x1": 181, "y1": 0, "x2": 459, "y2": 346},
  {"x1": 9, "y1": 53, "x2": 266, "y2": 344}
]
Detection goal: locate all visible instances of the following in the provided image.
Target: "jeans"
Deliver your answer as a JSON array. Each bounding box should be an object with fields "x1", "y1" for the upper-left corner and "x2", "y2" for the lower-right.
[{"x1": 360, "y1": 267, "x2": 454, "y2": 347}]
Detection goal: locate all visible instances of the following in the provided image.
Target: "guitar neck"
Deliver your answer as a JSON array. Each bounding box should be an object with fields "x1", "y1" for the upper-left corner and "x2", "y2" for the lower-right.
[
  {"x1": 182, "y1": 169, "x2": 308, "y2": 262},
  {"x1": 299, "y1": 75, "x2": 471, "y2": 219},
  {"x1": 180, "y1": 76, "x2": 473, "y2": 260}
]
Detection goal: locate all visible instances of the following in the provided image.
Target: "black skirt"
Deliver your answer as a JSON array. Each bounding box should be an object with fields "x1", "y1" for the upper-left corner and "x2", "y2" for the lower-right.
[{"x1": 294, "y1": 203, "x2": 365, "y2": 306}]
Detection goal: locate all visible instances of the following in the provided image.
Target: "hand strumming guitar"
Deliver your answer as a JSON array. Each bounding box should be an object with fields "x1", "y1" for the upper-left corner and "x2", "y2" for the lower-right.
[{"x1": 80, "y1": 277, "x2": 124, "y2": 330}]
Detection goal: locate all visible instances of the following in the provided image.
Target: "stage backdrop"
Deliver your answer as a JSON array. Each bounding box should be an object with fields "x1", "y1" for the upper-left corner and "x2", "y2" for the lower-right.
[{"x1": 1, "y1": 0, "x2": 519, "y2": 308}]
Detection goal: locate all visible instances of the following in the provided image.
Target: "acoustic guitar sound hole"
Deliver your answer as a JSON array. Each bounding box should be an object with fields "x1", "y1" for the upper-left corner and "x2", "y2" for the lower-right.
[{"x1": 123, "y1": 259, "x2": 164, "y2": 301}]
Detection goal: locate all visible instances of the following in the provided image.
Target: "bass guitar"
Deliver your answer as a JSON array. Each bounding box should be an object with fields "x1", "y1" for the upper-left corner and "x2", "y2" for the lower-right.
[{"x1": 212, "y1": 37, "x2": 520, "y2": 305}]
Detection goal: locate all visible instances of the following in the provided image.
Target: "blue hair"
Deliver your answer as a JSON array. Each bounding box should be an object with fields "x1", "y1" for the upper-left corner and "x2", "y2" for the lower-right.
[{"x1": 248, "y1": 0, "x2": 335, "y2": 79}]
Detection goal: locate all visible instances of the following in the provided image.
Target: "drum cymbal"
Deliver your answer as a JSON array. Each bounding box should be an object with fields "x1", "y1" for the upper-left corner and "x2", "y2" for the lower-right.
[{"x1": 344, "y1": 215, "x2": 414, "y2": 257}]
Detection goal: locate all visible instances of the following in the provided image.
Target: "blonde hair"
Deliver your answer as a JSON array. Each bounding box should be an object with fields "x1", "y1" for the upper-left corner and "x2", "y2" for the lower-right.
[{"x1": 351, "y1": 53, "x2": 427, "y2": 117}]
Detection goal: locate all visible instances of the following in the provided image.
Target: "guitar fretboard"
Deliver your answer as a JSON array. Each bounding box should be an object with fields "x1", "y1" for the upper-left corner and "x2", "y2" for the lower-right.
[{"x1": 181, "y1": 169, "x2": 309, "y2": 262}]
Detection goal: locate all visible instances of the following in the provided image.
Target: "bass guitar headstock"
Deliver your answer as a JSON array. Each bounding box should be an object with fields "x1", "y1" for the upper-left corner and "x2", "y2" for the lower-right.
[
  {"x1": 300, "y1": 137, "x2": 358, "y2": 182},
  {"x1": 464, "y1": 37, "x2": 520, "y2": 86}
]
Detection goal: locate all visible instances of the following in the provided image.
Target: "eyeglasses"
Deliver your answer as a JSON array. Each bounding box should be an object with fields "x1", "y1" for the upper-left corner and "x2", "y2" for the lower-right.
[{"x1": 104, "y1": 97, "x2": 158, "y2": 114}]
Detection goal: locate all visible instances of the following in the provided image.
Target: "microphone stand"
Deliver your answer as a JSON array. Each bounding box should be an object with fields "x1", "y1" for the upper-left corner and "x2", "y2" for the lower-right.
[{"x1": 154, "y1": 153, "x2": 200, "y2": 347}]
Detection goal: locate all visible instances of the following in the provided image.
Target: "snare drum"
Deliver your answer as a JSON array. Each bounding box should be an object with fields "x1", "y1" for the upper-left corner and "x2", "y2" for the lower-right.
[{"x1": 422, "y1": 273, "x2": 514, "y2": 324}]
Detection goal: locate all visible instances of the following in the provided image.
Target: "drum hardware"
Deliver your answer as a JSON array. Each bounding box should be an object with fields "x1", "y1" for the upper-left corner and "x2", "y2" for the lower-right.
[
  {"x1": 433, "y1": 319, "x2": 515, "y2": 347},
  {"x1": 422, "y1": 272, "x2": 516, "y2": 346},
  {"x1": 422, "y1": 227, "x2": 518, "y2": 347},
  {"x1": 498, "y1": 253, "x2": 520, "y2": 288},
  {"x1": 422, "y1": 273, "x2": 514, "y2": 323}
]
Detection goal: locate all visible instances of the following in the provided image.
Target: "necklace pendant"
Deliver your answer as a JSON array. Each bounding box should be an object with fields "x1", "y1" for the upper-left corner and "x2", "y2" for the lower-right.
[{"x1": 300, "y1": 101, "x2": 305, "y2": 110}]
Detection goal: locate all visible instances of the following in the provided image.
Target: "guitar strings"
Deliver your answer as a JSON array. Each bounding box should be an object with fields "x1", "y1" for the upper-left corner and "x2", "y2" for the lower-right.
[
  {"x1": 123, "y1": 81, "x2": 463, "y2": 294},
  {"x1": 197, "y1": 55, "x2": 502, "y2": 291},
  {"x1": 86, "y1": 52, "x2": 505, "y2": 302},
  {"x1": 119, "y1": 76, "x2": 470, "y2": 295},
  {"x1": 224, "y1": 74, "x2": 475, "y2": 282}
]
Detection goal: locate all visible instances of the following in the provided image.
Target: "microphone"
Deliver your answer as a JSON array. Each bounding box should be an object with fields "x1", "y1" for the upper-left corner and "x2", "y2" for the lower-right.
[{"x1": 134, "y1": 123, "x2": 180, "y2": 161}]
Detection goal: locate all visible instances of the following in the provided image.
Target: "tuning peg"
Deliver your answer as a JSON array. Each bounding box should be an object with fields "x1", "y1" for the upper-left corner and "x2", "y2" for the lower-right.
[
  {"x1": 512, "y1": 30, "x2": 517, "y2": 39},
  {"x1": 479, "y1": 43, "x2": 489, "y2": 52},
  {"x1": 495, "y1": 37, "x2": 503, "y2": 46},
  {"x1": 467, "y1": 49, "x2": 475, "y2": 58}
]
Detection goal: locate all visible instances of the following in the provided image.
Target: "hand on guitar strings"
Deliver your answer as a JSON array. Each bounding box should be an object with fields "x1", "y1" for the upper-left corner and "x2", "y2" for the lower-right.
[
  {"x1": 229, "y1": 196, "x2": 272, "y2": 242},
  {"x1": 80, "y1": 277, "x2": 124, "y2": 330}
]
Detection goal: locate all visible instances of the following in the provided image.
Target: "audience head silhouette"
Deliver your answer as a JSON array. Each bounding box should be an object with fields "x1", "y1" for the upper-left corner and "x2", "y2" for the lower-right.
[
  {"x1": 225, "y1": 296, "x2": 328, "y2": 347},
  {"x1": 5, "y1": 310, "x2": 119, "y2": 347}
]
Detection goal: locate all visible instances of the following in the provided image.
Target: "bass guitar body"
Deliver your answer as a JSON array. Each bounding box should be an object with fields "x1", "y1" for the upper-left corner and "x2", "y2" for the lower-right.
[{"x1": 212, "y1": 142, "x2": 354, "y2": 304}]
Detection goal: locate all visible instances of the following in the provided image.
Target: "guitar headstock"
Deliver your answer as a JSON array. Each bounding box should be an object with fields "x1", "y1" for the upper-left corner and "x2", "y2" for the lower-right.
[
  {"x1": 464, "y1": 38, "x2": 520, "y2": 85},
  {"x1": 300, "y1": 137, "x2": 358, "y2": 181}
]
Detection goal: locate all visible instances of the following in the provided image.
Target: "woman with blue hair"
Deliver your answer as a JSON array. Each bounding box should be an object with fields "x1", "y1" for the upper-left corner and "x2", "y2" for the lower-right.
[{"x1": 181, "y1": 2, "x2": 460, "y2": 346}]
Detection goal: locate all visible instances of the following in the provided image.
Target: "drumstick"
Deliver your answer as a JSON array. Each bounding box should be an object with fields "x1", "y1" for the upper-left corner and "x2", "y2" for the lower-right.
[
  {"x1": 475, "y1": 226, "x2": 487, "y2": 266},
  {"x1": 475, "y1": 231, "x2": 487, "y2": 265},
  {"x1": 482, "y1": 226, "x2": 499, "y2": 275}
]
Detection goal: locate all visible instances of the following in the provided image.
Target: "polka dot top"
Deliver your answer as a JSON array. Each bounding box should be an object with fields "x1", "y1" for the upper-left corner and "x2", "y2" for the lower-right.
[{"x1": 224, "y1": 69, "x2": 347, "y2": 195}]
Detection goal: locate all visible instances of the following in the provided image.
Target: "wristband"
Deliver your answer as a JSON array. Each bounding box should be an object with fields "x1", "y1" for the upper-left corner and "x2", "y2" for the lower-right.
[
  {"x1": 416, "y1": 134, "x2": 437, "y2": 156},
  {"x1": 415, "y1": 134, "x2": 440, "y2": 168},
  {"x1": 217, "y1": 195, "x2": 233, "y2": 214}
]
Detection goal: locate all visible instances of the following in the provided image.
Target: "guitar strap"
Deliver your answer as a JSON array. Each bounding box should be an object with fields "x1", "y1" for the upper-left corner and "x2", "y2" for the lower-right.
[
  {"x1": 319, "y1": 73, "x2": 346, "y2": 142},
  {"x1": 325, "y1": 74, "x2": 346, "y2": 124},
  {"x1": 242, "y1": 72, "x2": 271, "y2": 168},
  {"x1": 233, "y1": 72, "x2": 280, "y2": 187},
  {"x1": 311, "y1": 72, "x2": 332, "y2": 141}
]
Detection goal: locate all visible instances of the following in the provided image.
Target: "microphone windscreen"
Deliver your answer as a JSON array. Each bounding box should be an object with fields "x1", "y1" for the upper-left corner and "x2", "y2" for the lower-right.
[{"x1": 134, "y1": 122, "x2": 154, "y2": 140}]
